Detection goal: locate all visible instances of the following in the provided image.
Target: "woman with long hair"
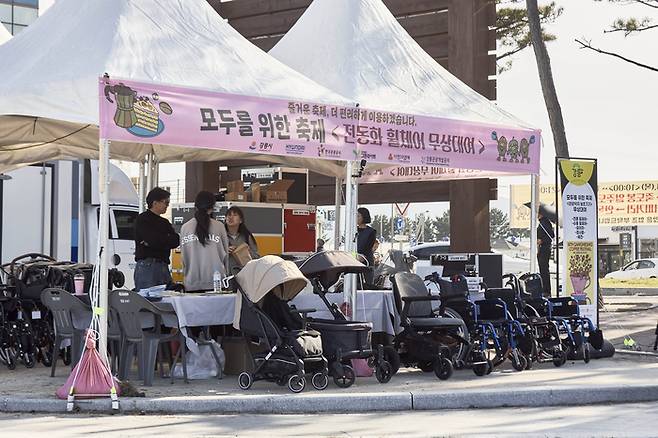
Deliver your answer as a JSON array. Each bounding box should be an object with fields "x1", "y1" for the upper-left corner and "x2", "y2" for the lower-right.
[
  {"x1": 224, "y1": 206, "x2": 260, "y2": 274},
  {"x1": 357, "y1": 207, "x2": 377, "y2": 284},
  {"x1": 180, "y1": 191, "x2": 229, "y2": 291}
]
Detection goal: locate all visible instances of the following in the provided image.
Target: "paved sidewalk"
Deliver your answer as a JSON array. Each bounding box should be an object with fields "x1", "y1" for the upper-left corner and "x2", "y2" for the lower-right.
[{"x1": 1, "y1": 355, "x2": 657, "y2": 414}]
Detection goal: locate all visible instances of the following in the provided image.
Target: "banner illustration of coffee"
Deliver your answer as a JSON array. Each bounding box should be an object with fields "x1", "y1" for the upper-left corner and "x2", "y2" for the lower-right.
[{"x1": 558, "y1": 159, "x2": 599, "y2": 326}]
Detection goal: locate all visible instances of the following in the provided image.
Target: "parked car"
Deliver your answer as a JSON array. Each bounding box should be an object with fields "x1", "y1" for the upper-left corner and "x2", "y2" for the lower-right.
[{"x1": 604, "y1": 258, "x2": 658, "y2": 280}]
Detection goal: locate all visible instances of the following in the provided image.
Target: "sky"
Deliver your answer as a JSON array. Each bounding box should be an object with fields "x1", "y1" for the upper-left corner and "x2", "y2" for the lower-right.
[{"x1": 86, "y1": 0, "x2": 657, "y2": 220}]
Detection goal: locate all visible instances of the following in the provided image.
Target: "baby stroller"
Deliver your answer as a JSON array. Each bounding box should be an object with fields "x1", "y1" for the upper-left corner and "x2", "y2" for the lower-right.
[
  {"x1": 297, "y1": 251, "x2": 398, "y2": 387},
  {"x1": 233, "y1": 256, "x2": 329, "y2": 393}
]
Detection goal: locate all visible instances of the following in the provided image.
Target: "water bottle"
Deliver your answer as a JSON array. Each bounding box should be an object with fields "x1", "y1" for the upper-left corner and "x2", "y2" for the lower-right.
[{"x1": 213, "y1": 271, "x2": 222, "y2": 293}]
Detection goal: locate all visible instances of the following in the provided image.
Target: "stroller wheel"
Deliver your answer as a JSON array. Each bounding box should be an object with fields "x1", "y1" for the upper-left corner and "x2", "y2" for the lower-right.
[
  {"x1": 238, "y1": 372, "x2": 253, "y2": 390},
  {"x1": 511, "y1": 351, "x2": 526, "y2": 372},
  {"x1": 383, "y1": 346, "x2": 400, "y2": 374},
  {"x1": 333, "y1": 365, "x2": 356, "y2": 388},
  {"x1": 40, "y1": 347, "x2": 53, "y2": 367},
  {"x1": 524, "y1": 355, "x2": 533, "y2": 370},
  {"x1": 434, "y1": 358, "x2": 453, "y2": 381},
  {"x1": 288, "y1": 374, "x2": 306, "y2": 393},
  {"x1": 312, "y1": 373, "x2": 329, "y2": 391},
  {"x1": 23, "y1": 353, "x2": 35, "y2": 369},
  {"x1": 375, "y1": 360, "x2": 393, "y2": 384},
  {"x1": 61, "y1": 347, "x2": 71, "y2": 366},
  {"x1": 454, "y1": 359, "x2": 466, "y2": 370}
]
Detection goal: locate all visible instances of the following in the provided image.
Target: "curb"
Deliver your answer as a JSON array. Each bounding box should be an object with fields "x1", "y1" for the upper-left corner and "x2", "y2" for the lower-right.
[
  {"x1": 602, "y1": 288, "x2": 658, "y2": 296},
  {"x1": 3, "y1": 385, "x2": 658, "y2": 414}
]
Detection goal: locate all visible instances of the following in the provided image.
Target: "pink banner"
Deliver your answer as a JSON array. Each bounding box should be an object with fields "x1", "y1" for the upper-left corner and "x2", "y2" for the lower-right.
[
  {"x1": 360, "y1": 166, "x2": 512, "y2": 183},
  {"x1": 99, "y1": 78, "x2": 540, "y2": 174}
]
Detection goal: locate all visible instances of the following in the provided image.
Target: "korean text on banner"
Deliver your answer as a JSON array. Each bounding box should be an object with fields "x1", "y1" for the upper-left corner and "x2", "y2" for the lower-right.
[
  {"x1": 559, "y1": 159, "x2": 599, "y2": 327},
  {"x1": 98, "y1": 78, "x2": 541, "y2": 174}
]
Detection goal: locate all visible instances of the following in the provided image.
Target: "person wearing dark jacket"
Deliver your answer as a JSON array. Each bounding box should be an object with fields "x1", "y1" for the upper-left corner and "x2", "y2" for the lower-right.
[
  {"x1": 356, "y1": 207, "x2": 377, "y2": 284},
  {"x1": 134, "y1": 187, "x2": 180, "y2": 290},
  {"x1": 537, "y1": 212, "x2": 555, "y2": 297}
]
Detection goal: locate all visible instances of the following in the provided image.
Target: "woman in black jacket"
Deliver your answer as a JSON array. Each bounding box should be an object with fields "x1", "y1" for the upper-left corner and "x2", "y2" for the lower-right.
[{"x1": 356, "y1": 207, "x2": 377, "y2": 284}]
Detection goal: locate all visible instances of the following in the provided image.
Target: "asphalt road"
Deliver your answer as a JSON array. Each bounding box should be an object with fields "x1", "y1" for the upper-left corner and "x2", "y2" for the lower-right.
[{"x1": 1, "y1": 402, "x2": 656, "y2": 437}]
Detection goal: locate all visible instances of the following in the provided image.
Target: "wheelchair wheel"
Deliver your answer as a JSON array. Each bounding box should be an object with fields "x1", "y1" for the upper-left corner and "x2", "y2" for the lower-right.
[
  {"x1": 61, "y1": 347, "x2": 71, "y2": 366},
  {"x1": 375, "y1": 360, "x2": 393, "y2": 384},
  {"x1": 23, "y1": 352, "x2": 35, "y2": 369},
  {"x1": 524, "y1": 355, "x2": 533, "y2": 370},
  {"x1": 288, "y1": 374, "x2": 306, "y2": 393},
  {"x1": 511, "y1": 351, "x2": 527, "y2": 372},
  {"x1": 333, "y1": 365, "x2": 355, "y2": 388},
  {"x1": 552, "y1": 348, "x2": 567, "y2": 367},
  {"x1": 312, "y1": 372, "x2": 329, "y2": 390},
  {"x1": 39, "y1": 346, "x2": 53, "y2": 367},
  {"x1": 434, "y1": 358, "x2": 453, "y2": 381},
  {"x1": 383, "y1": 346, "x2": 400, "y2": 374},
  {"x1": 238, "y1": 372, "x2": 253, "y2": 390}
]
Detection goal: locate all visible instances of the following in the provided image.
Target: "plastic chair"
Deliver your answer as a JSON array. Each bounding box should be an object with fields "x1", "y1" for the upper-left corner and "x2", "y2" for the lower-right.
[
  {"x1": 109, "y1": 289, "x2": 187, "y2": 386},
  {"x1": 40, "y1": 288, "x2": 91, "y2": 377}
]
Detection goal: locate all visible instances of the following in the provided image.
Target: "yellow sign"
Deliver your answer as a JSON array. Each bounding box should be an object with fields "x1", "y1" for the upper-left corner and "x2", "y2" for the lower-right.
[
  {"x1": 510, "y1": 180, "x2": 658, "y2": 228},
  {"x1": 559, "y1": 160, "x2": 595, "y2": 186}
]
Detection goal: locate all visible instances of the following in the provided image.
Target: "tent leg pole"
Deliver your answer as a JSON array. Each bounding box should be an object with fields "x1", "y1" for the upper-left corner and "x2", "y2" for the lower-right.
[
  {"x1": 530, "y1": 174, "x2": 539, "y2": 275},
  {"x1": 146, "y1": 153, "x2": 154, "y2": 193},
  {"x1": 351, "y1": 174, "x2": 359, "y2": 320},
  {"x1": 138, "y1": 159, "x2": 146, "y2": 213},
  {"x1": 343, "y1": 162, "x2": 354, "y2": 318},
  {"x1": 78, "y1": 159, "x2": 85, "y2": 263},
  {"x1": 334, "y1": 177, "x2": 342, "y2": 250},
  {"x1": 98, "y1": 138, "x2": 110, "y2": 364}
]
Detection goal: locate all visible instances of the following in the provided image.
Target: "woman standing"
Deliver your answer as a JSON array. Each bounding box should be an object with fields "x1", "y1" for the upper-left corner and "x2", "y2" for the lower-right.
[
  {"x1": 224, "y1": 206, "x2": 260, "y2": 274},
  {"x1": 356, "y1": 207, "x2": 377, "y2": 284},
  {"x1": 180, "y1": 191, "x2": 229, "y2": 292}
]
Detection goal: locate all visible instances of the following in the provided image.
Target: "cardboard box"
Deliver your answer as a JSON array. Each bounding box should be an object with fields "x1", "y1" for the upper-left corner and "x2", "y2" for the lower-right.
[
  {"x1": 247, "y1": 182, "x2": 261, "y2": 202},
  {"x1": 225, "y1": 192, "x2": 247, "y2": 202},
  {"x1": 227, "y1": 180, "x2": 245, "y2": 193},
  {"x1": 262, "y1": 179, "x2": 294, "y2": 203}
]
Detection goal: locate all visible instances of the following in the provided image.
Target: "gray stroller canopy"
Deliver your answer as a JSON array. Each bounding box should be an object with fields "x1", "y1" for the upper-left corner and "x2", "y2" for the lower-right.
[{"x1": 297, "y1": 251, "x2": 368, "y2": 290}]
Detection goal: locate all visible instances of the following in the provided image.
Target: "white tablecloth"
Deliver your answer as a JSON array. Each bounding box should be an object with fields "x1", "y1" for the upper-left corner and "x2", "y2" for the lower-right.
[
  {"x1": 291, "y1": 290, "x2": 400, "y2": 336},
  {"x1": 161, "y1": 293, "x2": 236, "y2": 354}
]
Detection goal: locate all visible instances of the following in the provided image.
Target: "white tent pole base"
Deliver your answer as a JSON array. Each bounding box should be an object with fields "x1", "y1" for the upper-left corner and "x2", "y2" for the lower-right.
[{"x1": 98, "y1": 138, "x2": 110, "y2": 364}]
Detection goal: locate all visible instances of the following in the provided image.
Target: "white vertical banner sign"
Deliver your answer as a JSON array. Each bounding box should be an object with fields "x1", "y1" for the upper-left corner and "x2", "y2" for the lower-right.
[{"x1": 558, "y1": 159, "x2": 599, "y2": 326}]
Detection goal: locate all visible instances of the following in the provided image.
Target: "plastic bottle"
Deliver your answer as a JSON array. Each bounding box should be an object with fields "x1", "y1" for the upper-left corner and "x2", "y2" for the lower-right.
[{"x1": 213, "y1": 271, "x2": 222, "y2": 293}]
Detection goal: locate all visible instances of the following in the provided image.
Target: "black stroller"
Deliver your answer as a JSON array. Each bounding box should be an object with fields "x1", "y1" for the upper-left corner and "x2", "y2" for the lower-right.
[
  {"x1": 297, "y1": 251, "x2": 398, "y2": 387},
  {"x1": 233, "y1": 256, "x2": 329, "y2": 393}
]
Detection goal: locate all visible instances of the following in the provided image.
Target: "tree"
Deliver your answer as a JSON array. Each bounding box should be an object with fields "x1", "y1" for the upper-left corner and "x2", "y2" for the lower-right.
[
  {"x1": 496, "y1": 0, "x2": 564, "y2": 72},
  {"x1": 526, "y1": 0, "x2": 570, "y2": 158},
  {"x1": 372, "y1": 214, "x2": 392, "y2": 242},
  {"x1": 576, "y1": 0, "x2": 658, "y2": 72},
  {"x1": 490, "y1": 208, "x2": 511, "y2": 240},
  {"x1": 430, "y1": 211, "x2": 451, "y2": 242}
]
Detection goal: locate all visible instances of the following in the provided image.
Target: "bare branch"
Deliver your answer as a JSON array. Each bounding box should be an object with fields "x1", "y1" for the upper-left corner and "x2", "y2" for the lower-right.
[
  {"x1": 635, "y1": 0, "x2": 658, "y2": 9},
  {"x1": 575, "y1": 38, "x2": 658, "y2": 72}
]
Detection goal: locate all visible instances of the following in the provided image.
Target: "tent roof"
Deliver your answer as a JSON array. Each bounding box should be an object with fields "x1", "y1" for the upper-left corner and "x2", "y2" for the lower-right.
[
  {"x1": 270, "y1": 0, "x2": 532, "y2": 129},
  {"x1": 0, "y1": 25, "x2": 10, "y2": 45},
  {"x1": 0, "y1": 0, "x2": 351, "y2": 176}
]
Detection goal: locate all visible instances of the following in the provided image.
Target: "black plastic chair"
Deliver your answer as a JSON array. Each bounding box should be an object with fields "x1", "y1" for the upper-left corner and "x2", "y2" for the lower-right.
[
  {"x1": 109, "y1": 290, "x2": 187, "y2": 386},
  {"x1": 40, "y1": 288, "x2": 91, "y2": 377}
]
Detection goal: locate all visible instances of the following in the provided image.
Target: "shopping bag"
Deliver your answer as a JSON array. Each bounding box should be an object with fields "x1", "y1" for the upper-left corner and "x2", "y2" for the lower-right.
[
  {"x1": 56, "y1": 331, "x2": 121, "y2": 400},
  {"x1": 173, "y1": 340, "x2": 225, "y2": 380}
]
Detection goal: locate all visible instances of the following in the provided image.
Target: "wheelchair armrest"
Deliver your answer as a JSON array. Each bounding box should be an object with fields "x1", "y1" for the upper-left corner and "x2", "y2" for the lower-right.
[
  {"x1": 292, "y1": 307, "x2": 317, "y2": 316},
  {"x1": 401, "y1": 295, "x2": 441, "y2": 302}
]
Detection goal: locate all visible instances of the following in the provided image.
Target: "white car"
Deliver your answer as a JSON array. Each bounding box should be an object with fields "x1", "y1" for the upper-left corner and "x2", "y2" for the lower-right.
[{"x1": 604, "y1": 259, "x2": 658, "y2": 280}]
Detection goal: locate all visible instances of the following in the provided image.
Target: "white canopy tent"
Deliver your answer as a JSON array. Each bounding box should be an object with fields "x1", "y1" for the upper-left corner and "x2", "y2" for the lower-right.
[
  {"x1": 270, "y1": 0, "x2": 542, "y2": 301},
  {"x1": 0, "y1": 24, "x2": 11, "y2": 45},
  {"x1": 0, "y1": 0, "x2": 361, "y2": 362},
  {"x1": 0, "y1": 0, "x2": 352, "y2": 176}
]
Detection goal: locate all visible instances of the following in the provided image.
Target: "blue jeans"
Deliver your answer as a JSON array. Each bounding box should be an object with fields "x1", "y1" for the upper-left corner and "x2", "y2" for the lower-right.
[{"x1": 134, "y1": 258, "x2": 172, "y2": 290}]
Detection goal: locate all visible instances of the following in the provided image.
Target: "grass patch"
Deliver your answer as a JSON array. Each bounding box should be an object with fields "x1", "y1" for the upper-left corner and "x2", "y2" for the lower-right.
[{"x1": 600, "y1": 278, "x2": 658, "y2": 289}]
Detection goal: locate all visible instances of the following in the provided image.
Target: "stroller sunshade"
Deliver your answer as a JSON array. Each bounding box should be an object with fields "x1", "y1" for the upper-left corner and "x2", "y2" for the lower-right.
[{"x1": 297, "y1": 251, "x2": 368, "y2": 290}]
